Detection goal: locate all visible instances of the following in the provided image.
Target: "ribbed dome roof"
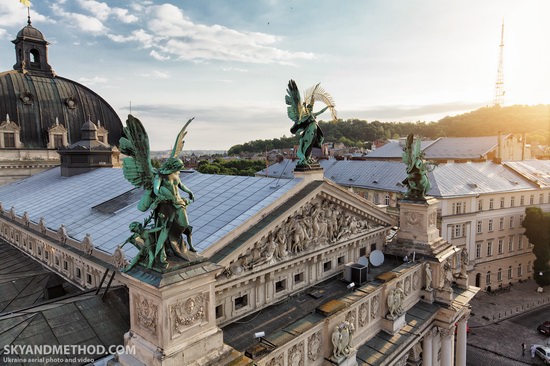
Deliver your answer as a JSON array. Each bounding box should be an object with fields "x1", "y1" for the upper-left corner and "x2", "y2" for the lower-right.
[
  {"x1": 1, "y1": 20, "x2": 123, "y2": 148},
  {"x1": 16, "y1": 24, "x2": 46, "y2": 42}
]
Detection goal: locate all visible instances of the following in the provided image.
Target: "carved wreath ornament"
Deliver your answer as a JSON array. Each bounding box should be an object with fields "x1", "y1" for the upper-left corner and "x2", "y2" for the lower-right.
[
  {"x1": 171, "y1": 294, "x2": 207, "y2": 334},
  {"x1": 136, "y1": 295, "x2": 158, "y2": 335}
]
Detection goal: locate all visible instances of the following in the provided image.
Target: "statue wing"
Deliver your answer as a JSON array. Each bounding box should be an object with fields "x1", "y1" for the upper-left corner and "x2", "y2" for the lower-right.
[
  {"x1": 170, "y1": 117, "x2": 194, "y2": 158},
  {"x1": 305, "y1": 83, "x2": 338, "y2": 121},
  {"x1": 119, "y1": 115, "x2": 155, "y2": 190},
  {"x1": 286, "y1": 79, "x2": 306, "y2": 124}
]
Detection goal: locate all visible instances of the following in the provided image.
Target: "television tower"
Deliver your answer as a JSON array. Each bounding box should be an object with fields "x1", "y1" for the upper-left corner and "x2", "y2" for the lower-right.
[{"x1": 493, "y1": 20, "x2": 505, "y2": 106}]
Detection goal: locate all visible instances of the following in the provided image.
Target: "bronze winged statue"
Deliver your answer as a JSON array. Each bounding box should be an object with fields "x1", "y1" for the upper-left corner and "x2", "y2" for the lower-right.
[
  {"x1": 401, "y1": 134, "x2": 436, "y2": 201},
  {"x1": 119, "y1": 115, "x2": 201, "y2": 272},
  {"x1": 285, "y1": 80, "x2": 337, "y2": 168}
]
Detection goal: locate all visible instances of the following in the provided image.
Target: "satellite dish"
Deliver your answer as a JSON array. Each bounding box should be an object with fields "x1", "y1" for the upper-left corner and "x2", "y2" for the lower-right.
[
  {"x1": 370, "y1": 250, "x2": 385, "y2": 267},
  {"x1": 358, "y1": 256, "x2": 369, "y2": 267}
]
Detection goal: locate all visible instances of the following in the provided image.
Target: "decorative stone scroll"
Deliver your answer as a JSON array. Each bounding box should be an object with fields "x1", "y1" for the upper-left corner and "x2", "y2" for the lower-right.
[
  {"x1": 288, "y1": 342, "x2": 304, "y2": 366},
  {"x1": 171, "y1": 293, "x2": 208, "y2": 336},
  {"x1": 113, "y1": 246, "x2": 126, "y2": 269},
  {"x1": 135, "y1": 294, "x2": 158, "y2": 335},
  {"x1": 404, "y1": 212, "x2": 423, "y2": 227},
  {"x1": 404, "y1": 276, "x2": 411, "y2": 296},
  {"x1": 267, "y1": 354, "x2": 284, "y2": 366},
  {"x1": 371, "y1": 295, "x2": 380, "y2": 319},
  {"x1": 412, "y1": 271, "x2": 419, "y2": 291},
  {"x1": 358, "y1": 302, "x2": 369, "y2": 327},
  {"x1": 307, "y1": 331, "x2": 322, "y2": 361}
]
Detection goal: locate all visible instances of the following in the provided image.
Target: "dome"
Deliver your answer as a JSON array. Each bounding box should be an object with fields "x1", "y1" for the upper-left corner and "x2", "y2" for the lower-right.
[
  {"x1": 16, "y1": 24, "x2": 46, "y2": 42},
  {"x1": 1, "y1": 21, "x2": 123, "y2": 148}
]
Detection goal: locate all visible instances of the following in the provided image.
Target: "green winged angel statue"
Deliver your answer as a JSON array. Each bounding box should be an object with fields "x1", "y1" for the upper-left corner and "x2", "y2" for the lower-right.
[
  {"x1": 119, "y1": 115, "x2": 202, "y2": 272},
  {"x1": 285, "y1": 80, "x2": 337, "y2": 168},
  {"x1": 401, "y1": 134, "x2": 436, "y2": 201}
]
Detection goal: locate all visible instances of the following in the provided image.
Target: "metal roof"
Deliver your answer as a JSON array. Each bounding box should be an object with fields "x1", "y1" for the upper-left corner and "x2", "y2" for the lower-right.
[
  {"x1": 504, "y1": 160, "x2": 550, "y2": 188},
  {"x1": 424, "y1": 135, "x2": 507, "y2": 159},
  {"x1": 259, "y1": 159, "x2": 538, "y2": 198},
  {"x1": 366, "y1": 140, "x2": 435, "y2": 159},
  {"x1": 0, "y1": 168, "x2": 301, "y2": 259}
]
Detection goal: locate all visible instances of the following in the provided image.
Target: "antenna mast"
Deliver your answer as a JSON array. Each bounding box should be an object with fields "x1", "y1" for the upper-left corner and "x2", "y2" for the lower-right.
[{"x1": 493, "y1": 20, "x2": 505, "y2": 106}]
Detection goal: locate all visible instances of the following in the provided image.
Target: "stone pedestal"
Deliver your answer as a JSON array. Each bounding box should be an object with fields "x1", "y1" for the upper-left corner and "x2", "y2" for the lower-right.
[
  {"x1": 293, "y1": 166, "x2": 324, "y2": 182},
  {"x1": 455, "y1": 275, "x2": 469, "y2": 290},
  {"x1": 116, "y1": 261, "x2": 232, "y2": 366},
  {"x1": 381, "y1": 313, "x2": 406, "y2": 335},
  {"x1": 435, "y1": 288, "x2": 453, "y2": 304},
  {"x1": 397, "y1": 198, "x2": 439, "y2": 245},
  {"x1": 328, "y1": 348, "x2": 358, "y2": 366},
  {"x1": 420, "y1": 289, "x2": 434, "y2": 304}
]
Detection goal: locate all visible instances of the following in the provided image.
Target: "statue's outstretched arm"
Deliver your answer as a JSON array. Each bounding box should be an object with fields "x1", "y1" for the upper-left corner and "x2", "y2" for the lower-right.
[{"x1": 178, "y1": 181, "x2": 194, "y2": 201}]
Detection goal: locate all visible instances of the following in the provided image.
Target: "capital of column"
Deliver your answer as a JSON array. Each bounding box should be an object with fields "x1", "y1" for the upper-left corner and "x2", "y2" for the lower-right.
[{"x1": 440, "y1": 326, "x2": 455, "y2": 340}]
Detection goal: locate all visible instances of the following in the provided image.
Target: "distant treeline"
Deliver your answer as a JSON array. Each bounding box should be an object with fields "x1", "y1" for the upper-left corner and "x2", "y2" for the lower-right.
[{"x1": 227, "y1": 104, "x2": 550, "y2": 155}]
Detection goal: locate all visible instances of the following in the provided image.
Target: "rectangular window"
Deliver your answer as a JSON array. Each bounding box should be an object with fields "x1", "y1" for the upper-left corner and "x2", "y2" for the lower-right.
[
  {"x1": 337, "y1": 256, "x2": 345, "y2": 266},
  {"x1": 518, "y1": 264, "x2": 523, "y2": 277},
  {"x1": 234, "y1": 294, "x2": 248, "y2": 310},
  {"x1": 364, "y1": 191, "x2": 369, "y2": 200},
  {"x1": 452, "y1": 202, "x2": 465, "y2": 215},
  {"x1": 86, "y1": 273, "x2": 92, "y2": 285},
  {"x1": 500, "y1": 197, "x2": 505, "y2": 208},
  {"x1": 499, "y1": 217, "x2": 504, "y2": 230},
  {"x1": 54, "y1": 134, "x2": 64, "y2": 148},
  {"x1": 509, "y1": 216, "x2": 514, "y2": 228},
  {"x1": 498, "y1": 239, "x2": 504, "y2": 254},
  {"x1": 476, "y1": 220, "x2": 482, "y2": 234},
  {"x1": 275, "y1": 279, "x2": 287, "y2": 293},
  {"x1": 519, "y1": 215, "x2": 524, "y2": 226},
  {"x1": 486, "y1": 272, "x2": 491, "y2": 285},
  {"x1": 370, "y1": 242, "x2": 377, "y2": 252},
  {"x1": 520, "y1": 195, "x2": 525, "y2": 205},
  {"x1": 488, "y1": 219, "x2": 493, "y2": 232},
  {"x1": 487, "y1": 242, "x2": 493, "y2": 256},
  {"x1": 518, "y1": 235, "x2": 523, "y2": 249},
  {"x1": 478, "y1": 199, "x2": 483, "y2": 211},
  {"x1": 497, "y1": 270, "x2": 502, "y2": 282},
  {"x1": 508, "y1": 267, "x2": 512, "y2": 279},
  {"x1": 508, "y1": 236, "x2": 514, "y2": 252},
  {"x1": 510, "y1": 196, "x2": 515, "y2": 207},
  {"x1": 3, "y1": 132, "x2": 15, "y2": 148},
  {"x1": 359, "y1": 247, "x2": 366, "y2": 257},
  {"x1": 476, "y1": 243, "x2": 481, "y2": 258},
  {"x1": 76, "y1": 268, "x2": 81, "y2": 279},
  {"x1": 539, "y1": 193, "x2": 544, "y2": 204},
  {"x1": 373, "y1": 193, "x2": 379, "y2": 205},
  {"x1": 55, "y1": 257, "x2": 60, "y2": 266},
  {"x1": 215, "y1": 304, "x2": 224, "y2": 319},
  {"x1": 530, "y1": 195, "x2": 534, "y2": 205},
  {"x1": 385, "y1": 194, "x2": 390, "y2": 206},
  {"x1": 44, "y1": 250, "x2": 49, "y2": 260},
  {"x1": 489, "y1": 199, "x2": 494, "y2": 210},
  {"x1": 453, "y1": 224, "x2": 464, "y2": 238},
  {"x1": 63, "y1": 260, "x2": 68, "y2": 271},
  {"x1": 324, "y1": 261, "x2": 332, "y2": 272},
  {"x1": 294, "y1": 272, "x2": 304, "y2": 284}
]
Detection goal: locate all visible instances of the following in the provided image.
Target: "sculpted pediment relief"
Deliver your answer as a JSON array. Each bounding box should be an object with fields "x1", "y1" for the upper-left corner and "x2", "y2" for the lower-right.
[{"x1": 217, "y1": 192, "x2": 388, "y2": 279}]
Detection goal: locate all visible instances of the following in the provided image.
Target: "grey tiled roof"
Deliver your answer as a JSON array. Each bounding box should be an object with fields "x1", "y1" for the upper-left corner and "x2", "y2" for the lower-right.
[
  {"x1": 424, "y1": 135, "x2": 507, "y2": 159},
  {"x1": 259, "y1": 159, "x2": 538, "y2": 198},
  {"x1": 366, "y1": 140, "x2": 435, "y2": 159},
  {"x1": 504, "y1": 160, "x2": 550, "y2": 188},
  {"x1": 0, "y1": 168, "x2": 300, "y2": 258}
]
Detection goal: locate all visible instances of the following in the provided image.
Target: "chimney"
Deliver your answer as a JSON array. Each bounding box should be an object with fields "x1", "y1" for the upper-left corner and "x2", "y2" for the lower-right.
[
  {"x1": 493, "y1": 131, "x2": 503, "y2": 164},
  {"x1": 521, "y1": 132, "x2": 526, "y2": 161}
]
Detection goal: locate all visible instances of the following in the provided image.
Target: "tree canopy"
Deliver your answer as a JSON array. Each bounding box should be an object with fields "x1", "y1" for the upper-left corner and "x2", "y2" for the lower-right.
[
  {"x1": 522, "y1": 206, "x2": 550, "y2": 287},
  {"x1": 196, "y1": 159, "x2": 267, "y2": 177},
  {"x1": 227, "y1": 104, "x2": 550, "y2": 154}
]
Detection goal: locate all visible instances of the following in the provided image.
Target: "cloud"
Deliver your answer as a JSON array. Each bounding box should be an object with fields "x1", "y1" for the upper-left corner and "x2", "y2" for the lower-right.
[
  {"x1": 136, "y1": 70, "x2": 169, "y2": 78},
  {"x1": 150, "y1": 50, "x2": 170, "y2": 61},
  {"x1": 52, "y1": 3, "x2": 107, "y2": 35},
  {"x1": 0, "y1": 1, "x2": 51, "y2": 29},
  {"x1": 223, "y1": 67, "x2": 248, "y2": 73},
  {"x1": 78, "y1": 76, "x2": 108, "y2": 85}
]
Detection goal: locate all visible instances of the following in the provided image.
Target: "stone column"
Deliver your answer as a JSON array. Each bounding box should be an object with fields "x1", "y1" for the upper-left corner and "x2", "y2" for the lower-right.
[
  {"x1": 456, "y1": 316, "x2": 468, "y2": 366},
  {"x1": 422, "y1": 330, "x2": 433, "y2": 366},
  {"x1": 440, "y1": 327, "x2": 454, "y2": 366},
  {"x1": 431, "y1": 328, "x2": 440, "y2": 366}
]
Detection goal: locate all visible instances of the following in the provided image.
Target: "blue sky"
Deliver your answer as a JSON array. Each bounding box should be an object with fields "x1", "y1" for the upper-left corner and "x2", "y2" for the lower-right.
[{"x1": 0, "y1": 0, "x2": 548, "y2": 150}]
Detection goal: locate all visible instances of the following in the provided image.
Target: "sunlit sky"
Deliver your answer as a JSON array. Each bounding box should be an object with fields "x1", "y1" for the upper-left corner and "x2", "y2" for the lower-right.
[{"x1": 0, "y1": 0, "x2": 549, "y2": 150}]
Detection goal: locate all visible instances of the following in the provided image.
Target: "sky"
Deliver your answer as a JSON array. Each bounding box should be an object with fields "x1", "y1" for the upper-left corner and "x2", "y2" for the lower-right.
[{"x1": 0, "y1": 1, "x2": 549, "y2": 151}]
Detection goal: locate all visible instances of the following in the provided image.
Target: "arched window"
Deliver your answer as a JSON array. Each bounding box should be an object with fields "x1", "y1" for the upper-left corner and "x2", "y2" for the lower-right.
[
  {"x1": 518, "y1": 263, "x2": 523, "y2": 277},
  {"x1": 486, "y1": 271, "x2": 491, "y2": 285},
  {"x1": 497, "y1": 268, "x2": 502, "y2": 282},
  {"x1": 385, "y1": 194, "x2": 390, "y2": 206},
  {"x1": 30, "y1": 49, "x2": 40, "y2": 66}
]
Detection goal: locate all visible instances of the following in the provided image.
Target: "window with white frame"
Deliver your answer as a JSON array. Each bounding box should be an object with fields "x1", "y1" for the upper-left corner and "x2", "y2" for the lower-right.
[
  {"x1": 497, "y1": 268, "x2": 502, "y2": 282},
  {"x1": 518, "y1": 263, "x2": 523, "y2": 277},
  {"x1": 500, "y1": 197, "x2": 505, "y2": 208},
  {"x1": 499, "y1": 217, "x2": 504, "y2": 230},
  {"x1": 452, "y1": 223, "x2": 465, "y2": 238},
  {"x1": 508, "y1": 266, "x2": 512, "y2": 279},
  {"x1": 486, "y1": 271, "x2": 491, "y2": 285},
  {"x1": 539, "y1": 193, "x2": 544, "y2": 203},
  {"x1": 373, "y1": 193, "x2": 379, "y2": 205},
  {"x1": 509, "y1": 216, "x2": 514, "y2": 228},
  {"x1": 520, "y1": 195, "x2": 525, "y2": 205},
  {"x1": 488, "y1": 219, "x2": 493, "y2": 232},
  {"x1": 518, "y1": 235, "x2": 523, "y2": 249},
  {"x1": 487, "y1": 241, "x2": 493, "y2": 256},
  {"x1": 478, "y1": 199, "x2": 483, "y2": 211},
  {"x1": 519, "y1": 215, "x2": 524, "y2": 226},
  {"x1": 508, "y1": 236, "x2": 514, "y2": 252},
  {"x1": 476, "y1": 220, "x2": 482, "y2": 234},
  {"x1": 510, "y1": 196, "x2": 515, "y2": 207},
  {"x1": 530, "y1": 195, "x2": 534, "y2": 205},
  {"x1": 476, "y1": 243, "x2": 481, "y2": 258},
  {"x1": 498, "y1": 239, "x2": 504, "y2": 254},
  {"x1": 489, "y1": 199, "x2": 494, "y2": 210},
  {"x1": 385, "y1": 194, "x2": 390, "y2": 206}
]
